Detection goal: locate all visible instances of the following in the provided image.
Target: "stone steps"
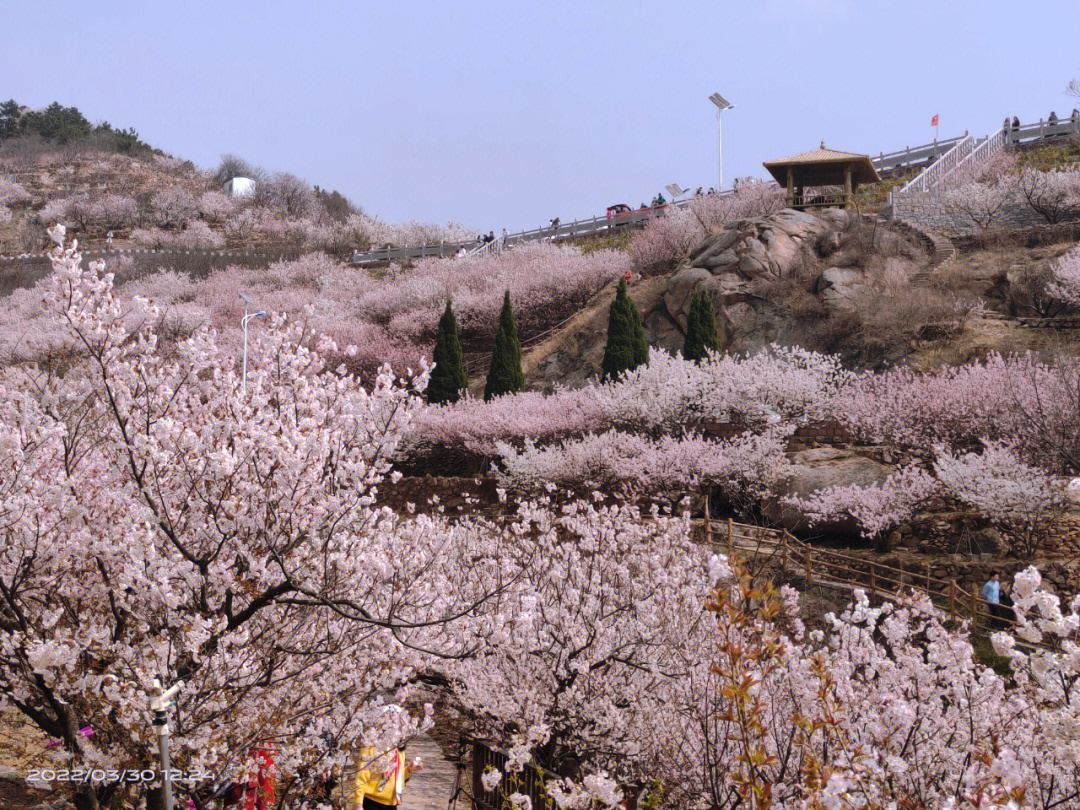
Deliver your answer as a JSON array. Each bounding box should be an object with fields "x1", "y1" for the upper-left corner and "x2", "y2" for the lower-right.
[{"x1": 885, "y1": 217, "x2": 956, "y2": 280}]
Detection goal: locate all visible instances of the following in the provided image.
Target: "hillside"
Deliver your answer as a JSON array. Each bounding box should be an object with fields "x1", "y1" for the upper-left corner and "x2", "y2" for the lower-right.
[{"x1": 0, "y1": 99, "x2": 474, "y2": 258}]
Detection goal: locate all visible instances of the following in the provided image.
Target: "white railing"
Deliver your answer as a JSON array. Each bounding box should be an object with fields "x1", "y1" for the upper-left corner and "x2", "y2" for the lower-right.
[
  {"x1": 464, "y1": 238, "x2": 505, "y2": 258},
  {"x1": 870, "y1": 135, "x2": 967, "y2": 175},
  {"x1": 899, "y1": 135, "x2": 974, "y2": 193},
  {"x1": 936, "y1": 127, "x2": 1006, "y2": 189},
  {"x1": 1005, "y1": 117, "x2": 1080, "y2": 146}
]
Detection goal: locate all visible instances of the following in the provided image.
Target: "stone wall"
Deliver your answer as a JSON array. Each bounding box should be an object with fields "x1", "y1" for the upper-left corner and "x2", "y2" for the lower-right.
[
  {"x1": 703, "y1": 419, "x2": 848, "y2": 443},
  {"x1": 891, "y1": 190, "x2": 1044, "y2": 236}
]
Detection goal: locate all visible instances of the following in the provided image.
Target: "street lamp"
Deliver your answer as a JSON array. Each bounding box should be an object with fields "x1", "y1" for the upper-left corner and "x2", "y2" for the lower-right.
[
  {"x1": 665, "y1": 183, "x2": 687, "y2": 203},
  {"x1": 148, "y1": 678, "x2": 184, "y2": 810},
  {"x1": 708, "y1": 92, "x2": 735, "y2": 191},
  {"x1": 239, "y1": 293, "x2": 265, "y2": 394}
]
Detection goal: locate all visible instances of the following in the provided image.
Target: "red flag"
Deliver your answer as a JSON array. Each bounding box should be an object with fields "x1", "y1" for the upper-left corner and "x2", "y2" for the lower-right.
[{"x1": 931, "y1": 114, "x2": 939, "y2": 127}]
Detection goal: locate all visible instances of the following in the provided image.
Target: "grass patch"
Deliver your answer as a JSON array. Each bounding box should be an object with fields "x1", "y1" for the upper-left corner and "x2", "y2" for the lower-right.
[
  {"x1": 973, "y1": 634, "x2": 1012, "y2": 676},
  {"x1": 1012, "y1": 136, "x2": 1080, "y2": 172}
]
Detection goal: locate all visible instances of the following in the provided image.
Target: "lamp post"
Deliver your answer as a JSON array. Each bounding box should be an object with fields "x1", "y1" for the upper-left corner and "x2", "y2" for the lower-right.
[
  {"x1": 148, "y1": 678, "x2": 184, "y2": 810},
  {"x1": 708, "y1": 92, "x2": 735, "y2": 191},
  {"x1": 239, "y1": 293, "x2": 265, "y2": 394}
]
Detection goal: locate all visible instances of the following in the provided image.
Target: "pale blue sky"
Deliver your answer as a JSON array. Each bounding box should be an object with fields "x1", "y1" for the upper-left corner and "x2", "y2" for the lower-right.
[{"x1": 4, "y1": 0, "x2": 1079, "y2": 231}]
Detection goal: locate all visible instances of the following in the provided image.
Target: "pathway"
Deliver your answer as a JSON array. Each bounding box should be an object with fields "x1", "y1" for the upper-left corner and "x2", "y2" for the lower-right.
[{"x1": 399, "y1": 733, "x2": 460, "y2": 810}]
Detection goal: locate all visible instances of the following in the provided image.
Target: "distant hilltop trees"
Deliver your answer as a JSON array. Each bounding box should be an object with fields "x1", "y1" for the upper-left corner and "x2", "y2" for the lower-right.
[{"x1": 0, "y1": 98, "x2": 160, "y2": 157}]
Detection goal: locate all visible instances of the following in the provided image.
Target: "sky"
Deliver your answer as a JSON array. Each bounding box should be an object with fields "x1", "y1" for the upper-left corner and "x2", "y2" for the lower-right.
[{"x1": 3, "y1": 0, "x2": 1080, "y2": 231}]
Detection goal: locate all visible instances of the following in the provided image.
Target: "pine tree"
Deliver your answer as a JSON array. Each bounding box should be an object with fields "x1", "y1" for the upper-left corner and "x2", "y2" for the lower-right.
[
  {"x1": 683, "y1": 290, "x2": 722, "y2": 363},
  {"x1": 484, "y1": 291, "x2": 525, "y2": 401},
  {"x1": 601, "y1": 278, "x2": 649, "y2": 382},
  {"x1": 427, "y1": 300, "x2": 469, "y2": 404}
]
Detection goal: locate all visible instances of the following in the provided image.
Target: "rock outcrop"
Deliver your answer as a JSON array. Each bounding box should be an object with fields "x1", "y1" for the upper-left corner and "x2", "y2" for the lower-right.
[
  {"x1": 762, "y1": 447, "x2": 892, "y2": 536},
  {"x1": 649, "y1": 208, "x2": 928, "y2": 354}
]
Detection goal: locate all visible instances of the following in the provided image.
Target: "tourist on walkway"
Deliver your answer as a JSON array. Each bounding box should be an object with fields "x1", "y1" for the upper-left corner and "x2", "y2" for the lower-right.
[
  {"x1": 353, "y1": 742, "x2": 423, "y2": 809},
  {"x1": 998, "y1": 587, "x2": 1016, "y2": 629},
  {"x1": 1049, "y1": 111, "x2": 1059, "y2": 125},
  {"x1": 982, "y1": 573, "x2": 1001, "y2": 626}
]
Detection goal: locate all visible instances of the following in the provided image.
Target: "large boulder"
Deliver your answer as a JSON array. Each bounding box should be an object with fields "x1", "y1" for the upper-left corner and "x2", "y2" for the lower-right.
[
  {"x1": 653, "y1": 208, "x2": 849, "y2": 351},
  {"x1": 762, "y1": 447, "x2": 892, "y2": 537},
  {"x1": 817, "y1": 266, "x2": 865, "y2": 310}
]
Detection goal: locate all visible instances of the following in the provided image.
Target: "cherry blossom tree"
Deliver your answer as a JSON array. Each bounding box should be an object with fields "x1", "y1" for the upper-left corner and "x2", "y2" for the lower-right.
[
  {"x1": 1016, "y1": 167, "x2": 1080, "y2": 224},
  {"x1": 0, "y1": 176, "x2": 30, "y2": 207},
  {"x1": 1048, "y1": 245, "x2": 1080, "y2": 309},
  {"x1": 495, "y1": 429, "x2": 791, "y2": 506},
  {"x1": 836, "y1": 352, "x2": 1080, "y2": 472},
  {"x1": 933, "y1": 441, "x2": 1069, "y2": 556},
  {"x1": 461, "y1": 545, "x2": 1080, "y2": 810},
  {"x1": 148, "y1": 188, "x2": 198, "y2": 229},
  {"x1": 784, "y1": 463, "x2": 940, "y2": 539},
  {"x1": 944, "y1": 177, "x2": 1017, "y2": 231},
  {"x1": 0, "y1": 237, "x2": 520, "y2": 810}
]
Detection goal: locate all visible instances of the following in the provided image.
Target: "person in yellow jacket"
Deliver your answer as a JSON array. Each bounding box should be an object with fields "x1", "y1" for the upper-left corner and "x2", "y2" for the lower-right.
[{"x1": 352, "y1": 743, "x2": 422, "y2": 809}]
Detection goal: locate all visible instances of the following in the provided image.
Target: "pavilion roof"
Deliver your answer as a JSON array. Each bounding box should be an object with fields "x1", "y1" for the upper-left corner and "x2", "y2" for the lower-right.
[{"x1": 762, "y1": 145, "x2": 881, "y2": 185}]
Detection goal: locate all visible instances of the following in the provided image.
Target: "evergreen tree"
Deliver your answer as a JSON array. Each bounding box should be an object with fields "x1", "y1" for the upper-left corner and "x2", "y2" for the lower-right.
[
  {"x1": 601, "y1": 278, "x2": 649, "y2": 382},
  {"x1": 683, "y1": 290, "x2": 722, "y2": 363},
  {"x1": 427, "y1": 300, "x2": 469, "y2": 405},
  {"x1": 484, "y1": 291, "x2": 525, "y2": 401}
]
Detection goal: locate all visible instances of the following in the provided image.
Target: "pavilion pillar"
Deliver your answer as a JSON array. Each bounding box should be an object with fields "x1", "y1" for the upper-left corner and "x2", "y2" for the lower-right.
[
  {"x1": 786, "y1": 166, "x2": 795, "y2": 208},
  {"x1": 843, "y1": 166, "x2": 853, "y2": 209}
]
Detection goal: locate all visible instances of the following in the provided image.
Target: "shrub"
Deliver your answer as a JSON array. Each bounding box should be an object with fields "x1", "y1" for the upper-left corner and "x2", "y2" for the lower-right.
[
  {"x1": 0, "y1": 177, "x2": 29, "y2": 206},
  {"x1": 601, "y1": 278, "x2": 648, "y2": 382},
  {"x1": 427, "y1": 301, "x2": 468, "y2": 405},
  {"x1": 148, "y1": 188, "x2": 198, "y2": 228},
  {"x1": 484, "y1": 292, "x2": 524, "y2": 401},
  {"x1": 255, "y1": 172, "x2": 316, "y2": 219},
  {"x1": 197, "y1": 190, "x2": 236, "y2": 222},
  {"x1": 683, "y1": 290, "x2": 721, "y2": 362}
]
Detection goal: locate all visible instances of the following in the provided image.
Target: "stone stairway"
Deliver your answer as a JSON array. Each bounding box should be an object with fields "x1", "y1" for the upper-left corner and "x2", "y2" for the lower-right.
[{"x1": 887, "y1": 217, "x2": 957, "y2": 280}]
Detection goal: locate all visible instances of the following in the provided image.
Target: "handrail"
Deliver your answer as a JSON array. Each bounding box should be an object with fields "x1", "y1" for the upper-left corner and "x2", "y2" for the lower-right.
[
  {"x1": 899, "y1": 135, "x2": 974, "y2": 193},
  {"x1": 935, "y1": 127, "x2": 1006, "y2": 189},
  {"x1": 709, "y1": 518, "x2": 1062, "y2": 648}
]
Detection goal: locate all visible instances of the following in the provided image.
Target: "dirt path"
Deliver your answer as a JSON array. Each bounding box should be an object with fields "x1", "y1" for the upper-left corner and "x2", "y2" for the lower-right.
[{"x1": 399, "y1": 733, "x2": 460, "y2": 810}]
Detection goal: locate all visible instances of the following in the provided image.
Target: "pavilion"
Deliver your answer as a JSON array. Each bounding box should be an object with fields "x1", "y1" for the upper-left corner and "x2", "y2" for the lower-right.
[{"x1": 762, "y1": 142, "x2": 880, "y2": 210}]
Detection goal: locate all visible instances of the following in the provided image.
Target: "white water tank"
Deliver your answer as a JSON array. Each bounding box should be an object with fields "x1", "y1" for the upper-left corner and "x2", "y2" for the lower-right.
[{"x1": 223, "y1": 176, "x2": 256, "y2": 198}]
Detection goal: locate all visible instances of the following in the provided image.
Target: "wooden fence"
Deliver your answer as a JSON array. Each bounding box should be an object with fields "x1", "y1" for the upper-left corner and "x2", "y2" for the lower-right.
[{"x1": 703, "y1": 515, "x2": 1041, "y2": 640}]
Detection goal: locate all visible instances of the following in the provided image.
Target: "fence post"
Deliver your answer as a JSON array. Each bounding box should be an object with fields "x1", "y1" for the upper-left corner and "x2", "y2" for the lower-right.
[
  {"x1": 726, "y1": 518, "x2": 733, "y2": 554},
  {"x1": 970, "y1": 584, "x2": 979, "y2": 630},
  {"x1": 805, "y1": 546, "x2": 812, "y2": 586},
  {"x1": 782, "y1": 532, "x2": 789, "y2": 574},
  {"x1": 949, "y1": 579, "x2": 956, "y2": 623},
  {"x1": 869, "y1": 563, "x2": 877, "y2": 602},
  {"x1": 471, "y1": 740, "x2": 484, "y2": 805},
  {"x1": 703, "y1": 487, "x2": 712, "y2": 545}
]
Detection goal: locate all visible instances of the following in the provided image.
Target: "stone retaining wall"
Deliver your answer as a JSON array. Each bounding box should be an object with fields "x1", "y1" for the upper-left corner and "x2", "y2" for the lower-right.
[
  {"x1": 703, "y1": 419, "x2": 848, "y2": 443},
  {"x1": 891, "y1": 190, "x2": 1044, "y2": 236}
]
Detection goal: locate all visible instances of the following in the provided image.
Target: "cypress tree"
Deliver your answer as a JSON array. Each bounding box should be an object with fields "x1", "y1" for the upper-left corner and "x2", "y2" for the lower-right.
[
  {"x1": 601, "y1": 278, "x2": 649, "y2": 382},
  {"x1": 484, "y1": 291, "x2": 525, "y2": 401},
  {"x1": 427, "y1": 300, "x2": 469, "y2": 404},
  {"x1": 683, "y1": 289, "x2": 722, "y2": 363}
]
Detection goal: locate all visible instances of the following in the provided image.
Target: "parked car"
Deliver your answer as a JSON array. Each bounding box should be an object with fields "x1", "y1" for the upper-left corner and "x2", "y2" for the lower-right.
[{"x1": 606, "y1": 203, "x2": 636, "y2": 226}]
